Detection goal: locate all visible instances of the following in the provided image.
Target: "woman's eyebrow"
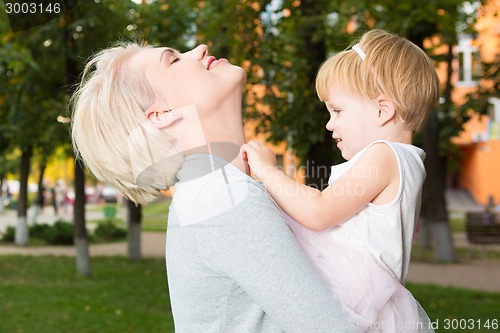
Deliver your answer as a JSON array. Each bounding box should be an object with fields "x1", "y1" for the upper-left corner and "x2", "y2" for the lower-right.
[{"x1": 159, "y1": 48, "x2": 177, "y2": 64}]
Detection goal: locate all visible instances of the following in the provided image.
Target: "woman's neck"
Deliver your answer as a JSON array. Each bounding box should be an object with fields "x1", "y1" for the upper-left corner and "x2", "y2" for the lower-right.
[
  {"x1": 170, "y1": 97, "x2": 248, "y2": 175},
  {"x1": 201, "y1": 101, "x2": 248, "y2": 175}
]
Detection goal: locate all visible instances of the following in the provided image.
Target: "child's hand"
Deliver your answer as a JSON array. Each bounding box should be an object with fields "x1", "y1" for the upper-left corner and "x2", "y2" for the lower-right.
[{"x1": 240, "y1": 141, "x2": 278, "y2": 180}]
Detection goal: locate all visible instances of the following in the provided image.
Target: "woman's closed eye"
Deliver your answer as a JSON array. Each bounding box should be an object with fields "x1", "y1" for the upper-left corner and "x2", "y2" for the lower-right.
[{"x1": 170, "y1": 57, "x2": 180, "y2": 65}]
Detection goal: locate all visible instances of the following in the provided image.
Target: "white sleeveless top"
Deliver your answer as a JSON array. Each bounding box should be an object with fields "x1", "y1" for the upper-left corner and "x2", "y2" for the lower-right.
[
  {"x1": 328, "y1": 140, "x2": 426, "y2": 282},
  {"x1": 286, "y1": 140, "x2": 432, "y2": 331}
]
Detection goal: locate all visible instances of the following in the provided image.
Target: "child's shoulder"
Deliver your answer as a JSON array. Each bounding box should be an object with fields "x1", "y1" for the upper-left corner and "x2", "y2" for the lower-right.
[
  {"x1": 355, "y1": 140, "x2": 397, "y2": 167},
  {"x1": 358, "y1": 141, "x2": 425, "y2": 181},
  {"x1": 361, "y1": 140, "x2": 424, "y2": 162},
  {"x1": 354, "y1": 140, "x2": 397, "y2": 165}
]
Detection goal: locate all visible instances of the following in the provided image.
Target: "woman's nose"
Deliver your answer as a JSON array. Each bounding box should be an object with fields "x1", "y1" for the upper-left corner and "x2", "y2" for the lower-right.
[{"x1": 183, "y1": 44, "x2": 208, "y2": 60}]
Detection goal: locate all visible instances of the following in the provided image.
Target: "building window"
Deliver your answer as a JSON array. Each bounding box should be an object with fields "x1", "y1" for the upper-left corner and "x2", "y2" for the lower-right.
[
  {"x1": 457, "y1": 36, "x2": 481, "y2": 86},
  {"x1": 488, "y1": 97, "x2": 500, "y2": 122},
  {"x1": 487, "y1": 97, "x2": 500, "y2": 140}
]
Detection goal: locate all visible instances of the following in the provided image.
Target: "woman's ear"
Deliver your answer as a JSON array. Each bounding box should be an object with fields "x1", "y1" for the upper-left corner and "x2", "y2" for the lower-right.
[
  {"x1": 376, "y1": 95, "x2": 396, "y2": 126},
  {"x1": 145, "y1": 105, "x2": 183, "y2": 129}
]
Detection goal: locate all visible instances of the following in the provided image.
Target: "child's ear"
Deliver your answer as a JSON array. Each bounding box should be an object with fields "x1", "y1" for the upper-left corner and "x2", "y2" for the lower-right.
[
  {"x1": 145, "y1": 104, "x2": 182, "y2": 129},
  {"x1": 376, "y1": 95, "x2": 396, "y2": 126}
]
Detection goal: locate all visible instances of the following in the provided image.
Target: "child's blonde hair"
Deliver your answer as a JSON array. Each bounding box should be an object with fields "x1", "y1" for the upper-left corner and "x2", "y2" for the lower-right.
[
  {"x1": 316, "y1": 29, "x2": 440, "y2": 132},
  {"x1": 71, "y1": 42, "x2": 184, "y2": 205}
]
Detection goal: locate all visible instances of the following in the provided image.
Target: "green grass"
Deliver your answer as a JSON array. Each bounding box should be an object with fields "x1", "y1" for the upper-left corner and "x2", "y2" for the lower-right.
[
  {"x1": 449, "y1": 210, "x2": 466, "y2": 233},
  {"x1": 407, "y1": 283, "x2": 500, "y2": 333},
  {"x1": 141, "y1": 197, "x2": 171, "y2": 231},
  {"x1": 86, "y1": 197, "x2": 171, "y2": 232},
  {"x1": 411, "y1": 244, "x2": 500, "y2": 262},
  {"x1": 0, "y1": 256, "x2": 174, "y2": 333},
  {"x1": 1, "y1": 256, "x2": 499, "y2": 333}
]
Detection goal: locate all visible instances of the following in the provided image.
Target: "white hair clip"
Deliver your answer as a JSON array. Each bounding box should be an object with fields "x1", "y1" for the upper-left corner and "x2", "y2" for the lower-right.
[{"x1": 352, "y1": 44, "x2": 366, "y2": 61}]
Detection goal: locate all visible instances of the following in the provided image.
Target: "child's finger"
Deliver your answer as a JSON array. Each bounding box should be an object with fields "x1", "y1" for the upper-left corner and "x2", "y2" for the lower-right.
[
  {"x1": 247, "y1": 140, "x2": 263, "y2": 147},
  {"x1": 240, "y1": 144, "x2": 252, "y2": 159}
]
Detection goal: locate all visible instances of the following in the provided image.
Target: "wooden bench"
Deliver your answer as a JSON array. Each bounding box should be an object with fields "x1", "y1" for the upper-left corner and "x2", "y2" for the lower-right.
[{"x1": 466, "y1": 212, "x2": 500, "y2": 258}]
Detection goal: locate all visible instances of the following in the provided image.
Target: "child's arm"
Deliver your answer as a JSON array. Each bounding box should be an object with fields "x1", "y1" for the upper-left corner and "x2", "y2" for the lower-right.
[{"x1": 241, "y1": 141, "x2": 398, "y2": 231}]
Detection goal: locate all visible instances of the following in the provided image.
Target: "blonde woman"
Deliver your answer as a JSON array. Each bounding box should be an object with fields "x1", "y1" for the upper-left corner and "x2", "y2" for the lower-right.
[{"x1": 71, "y1": 43, "x2": 358, "y2": 332}]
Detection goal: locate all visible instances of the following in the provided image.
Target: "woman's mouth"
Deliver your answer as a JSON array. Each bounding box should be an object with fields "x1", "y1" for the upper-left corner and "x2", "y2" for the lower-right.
[{"x1": 207, "y1": 57, "x2": 227, "y2": 70}]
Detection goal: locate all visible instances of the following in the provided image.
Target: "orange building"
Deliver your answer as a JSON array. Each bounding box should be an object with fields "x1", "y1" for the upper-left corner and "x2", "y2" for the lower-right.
[
  {"x1": 449, "y1": 0, "x2": 500, "y2": 205},
  {"x1": 243, "y1": 84, "x2": 302, "y2": 181}
]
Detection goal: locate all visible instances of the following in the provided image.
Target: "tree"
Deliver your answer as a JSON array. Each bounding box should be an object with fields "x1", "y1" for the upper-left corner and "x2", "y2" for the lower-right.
[
  {"x1": 127, "y1": 199, "x2": 142, "y2": 260},
  {"x1": 0, "y1": 143, "x2": 17, "y2": 214},
  {"x1": 0, "y1": 29, "x2": 65, "y2": 245},
  {"x1": 1, "y1": 0, "x2": 152, "y2": 270},
  {"x1": 63, "y1": 0, "x2": 139, "y2": 276}
]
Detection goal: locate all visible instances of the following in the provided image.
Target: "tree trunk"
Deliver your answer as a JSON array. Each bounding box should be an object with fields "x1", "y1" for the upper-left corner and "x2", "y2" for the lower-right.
[
  {"x1": 300, "y1": 0, "x2": 334, "y2": 189},
  {"x1": 421, "y1": 44, "x2": 456, "y2": 262},
  {"x1": 74, "y1": 158, "x2": 91, "y2": 276},
  {"x1": 408, "y1": 33, "x2": 456, "y2": 261},
  {"x1": 63, "y1": 8, "x2": 91, "y2": 276},
  {"x1": 15, "y1": 146, "x2": 32, "y2": 246},
  {"x1": 31, "y1": 159, "x2": 47, "y2": 225},
  {"x1": 306, "y1": 136, "x2": 338, "y2": 190},
  {"x1": 127, "y1": 199, "x2": 142, "y2": 260},
  {"x1": 418, "y1": 217, "x2": 433, "y2": 250},
  {"x1": 421, "y1": 108, "x2": 456, "y2": 262},
  {"x1": 0, "y1": 174, "x2": 4, "y2": 213},
  {"x1": 430, "y1": 42, "x2": 457, "y2": 262}
]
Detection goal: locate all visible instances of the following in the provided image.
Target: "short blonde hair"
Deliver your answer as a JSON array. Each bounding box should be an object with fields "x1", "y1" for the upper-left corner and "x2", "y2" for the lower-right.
[
  {"x1": 316, "y1": 29, "x2": 440, "y2": 132},
  {"x1": 71, "y1": 42, "x2": 184, "y2": 205}
]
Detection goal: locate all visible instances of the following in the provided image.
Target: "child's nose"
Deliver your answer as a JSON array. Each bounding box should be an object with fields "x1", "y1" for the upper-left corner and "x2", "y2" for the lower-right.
[
  {"x1": 183, "y1": 44, "x2": 208, "y2": 60},
  {"x1": 326, "y1": 118, "x2": 335, "y2": 131}
]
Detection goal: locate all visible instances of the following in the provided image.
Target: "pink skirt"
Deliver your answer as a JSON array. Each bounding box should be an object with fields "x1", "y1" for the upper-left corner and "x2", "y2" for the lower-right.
[{"x1": 287, "y1": 218, "x2": 435, "y2": 333}]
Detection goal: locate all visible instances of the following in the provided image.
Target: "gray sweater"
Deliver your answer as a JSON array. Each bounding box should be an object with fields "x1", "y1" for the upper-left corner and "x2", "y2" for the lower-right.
[{"x1": 166, "y1": 154, "x2": 357, "y2": 333}]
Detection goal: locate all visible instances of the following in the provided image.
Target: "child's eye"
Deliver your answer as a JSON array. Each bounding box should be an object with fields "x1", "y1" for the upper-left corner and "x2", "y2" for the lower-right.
[
  {"x1": 332, "y1": 109, "x2": 341, "y2": 114},
  {"x1": 171, "y1": 58, "x2": 180, "y2": 65}
]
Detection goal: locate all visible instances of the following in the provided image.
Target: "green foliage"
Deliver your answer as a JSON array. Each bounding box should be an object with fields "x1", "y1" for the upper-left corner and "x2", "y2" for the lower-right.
[
  {"x1": 248, "y1": 1, "x2": 342, "y2": 162},
  {"x1": 0, "y1": 221, "x2": 73, "y2": 245},
  {"x1": 1, "y1": 226, "x2": 15, "y2": 242},
  {"x1": 29, "y1": 223, "x2": 51, "y2": 239},
  {"x1": 460, "y1": 53, "x2": 500, "y2": 117},
  {"x1": 133, "y1": 0, "x2": 197, "y2": 49},
  {"x1": 1, "y1": 218, "x2": 128, "y2": 244},
  {"x1": 93, "y1": 220, "x2": 127, "y2": 242},
  {"x1": 249, "y1": 0, "x2": 480, "y2": 164},
  {"x1": 37, "y1": 221, "x2": 74, "y2": 245}
]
